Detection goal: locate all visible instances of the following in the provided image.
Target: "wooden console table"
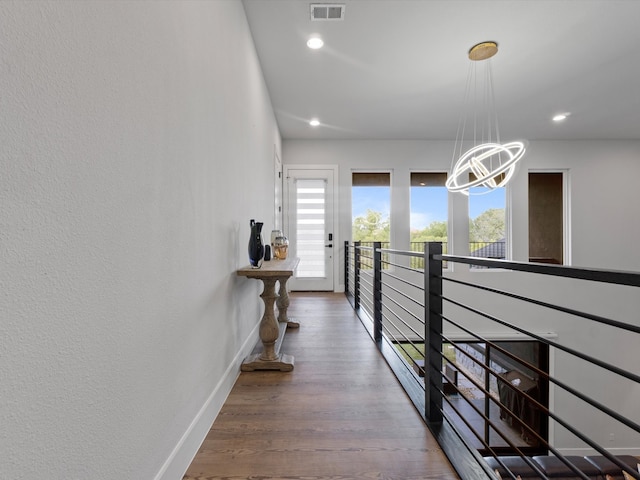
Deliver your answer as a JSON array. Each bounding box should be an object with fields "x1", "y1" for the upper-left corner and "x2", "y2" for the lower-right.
[{"x1": 236, "y1": 257, "x2": 300, "y2": 372}]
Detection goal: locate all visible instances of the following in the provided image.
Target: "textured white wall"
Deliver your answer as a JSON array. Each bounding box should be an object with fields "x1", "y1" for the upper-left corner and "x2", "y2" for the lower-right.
[
  {"x1": 283, "y1": 139, "x2": 640, "y2": 453},
  {"x1": 0, "y1": 1, "x2": 279, "y2": 478}
]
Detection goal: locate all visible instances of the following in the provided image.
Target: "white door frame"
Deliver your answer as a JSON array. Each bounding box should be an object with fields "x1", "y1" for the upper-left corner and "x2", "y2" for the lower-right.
[{"x1": 284, "y1": 164, "x2": 339, "y2": 292}]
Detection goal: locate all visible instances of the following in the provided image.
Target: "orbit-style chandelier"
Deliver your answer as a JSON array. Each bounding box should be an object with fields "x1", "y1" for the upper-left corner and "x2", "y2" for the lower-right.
[{"x1": 446, "y1": 42, "x2": 526, "y2": 196}]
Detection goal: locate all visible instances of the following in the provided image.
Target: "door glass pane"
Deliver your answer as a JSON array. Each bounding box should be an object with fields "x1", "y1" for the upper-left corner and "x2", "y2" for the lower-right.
[{"x1": 296, "y1": 179, "x2": 326, "y2": 278}]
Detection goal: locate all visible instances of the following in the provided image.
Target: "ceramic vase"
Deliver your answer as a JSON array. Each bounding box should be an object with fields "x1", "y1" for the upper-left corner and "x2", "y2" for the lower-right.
[{"x1": 248, "y1": 219, "x2": 265, "y2": 268}]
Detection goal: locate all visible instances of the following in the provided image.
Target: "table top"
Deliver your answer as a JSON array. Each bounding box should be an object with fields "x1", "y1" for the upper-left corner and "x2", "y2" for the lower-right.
[{"x1": 237, "y1": 257, "x2": 300, "y2": 278}]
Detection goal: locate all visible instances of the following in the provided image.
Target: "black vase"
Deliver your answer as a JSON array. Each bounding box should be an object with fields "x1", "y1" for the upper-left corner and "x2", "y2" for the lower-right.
[{"x1": 248, "y1": 219, "x2": 265, "y2": 268}]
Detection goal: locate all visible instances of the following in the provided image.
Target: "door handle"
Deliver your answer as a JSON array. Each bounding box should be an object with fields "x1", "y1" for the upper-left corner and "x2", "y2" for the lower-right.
[{"x1": 325, "y1": 244, "x2": 333, "y2": 248}]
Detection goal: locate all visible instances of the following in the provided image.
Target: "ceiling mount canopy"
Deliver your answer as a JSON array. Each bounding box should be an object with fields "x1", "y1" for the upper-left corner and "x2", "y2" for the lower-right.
[
  {"x1": 468, "y1": 41, "x2": 498, "y2": 61},
  {"x1": 446, "y1": 41, "x2": 526, "y2": 196}
]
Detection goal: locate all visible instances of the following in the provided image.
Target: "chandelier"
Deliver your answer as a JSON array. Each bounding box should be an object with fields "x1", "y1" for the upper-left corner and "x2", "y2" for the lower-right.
[{"x1": 446, "y1": 42, "x2": 526, "y2": 196}]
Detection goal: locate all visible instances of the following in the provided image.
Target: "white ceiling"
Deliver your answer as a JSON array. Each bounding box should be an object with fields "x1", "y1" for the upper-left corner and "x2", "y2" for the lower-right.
[{"x1": 242, "y1": 0, "x2": 640, "y2": 141}]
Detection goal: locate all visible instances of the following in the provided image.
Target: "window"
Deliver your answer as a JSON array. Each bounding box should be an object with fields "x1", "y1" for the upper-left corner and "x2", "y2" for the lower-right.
[
  {"x1": 469, "y1": 173, "x2": 506, "y2": 264},
  {"x1": 351, "y1": 172, "x2": 391, "y2": 245},
  {"x1": 410, "y1": 172, "x2": 448, "y2": 267}
]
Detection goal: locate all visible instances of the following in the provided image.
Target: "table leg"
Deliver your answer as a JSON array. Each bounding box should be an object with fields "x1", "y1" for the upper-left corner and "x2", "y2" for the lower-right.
[
  {"x1": 258, "y1": 277, "x2": 279, "y2": 361},
  {"x1": 277, "y1": 275, "x2": 300, "y2": 328},
  {"x1": 241, "y1": 277, "x2": 294, "y2": 372}
]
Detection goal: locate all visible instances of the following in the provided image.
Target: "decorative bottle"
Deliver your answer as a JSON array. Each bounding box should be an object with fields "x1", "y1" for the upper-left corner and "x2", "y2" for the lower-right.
[
  {"x1": 273, "y1": 234, "x2": 289, "y2": 260},
  {"x1": 248, "y1": 219, "x2": 265, "y2": 268},
  {"x1": 270, "y1": 229, "x2": 282, "y2": 252}
]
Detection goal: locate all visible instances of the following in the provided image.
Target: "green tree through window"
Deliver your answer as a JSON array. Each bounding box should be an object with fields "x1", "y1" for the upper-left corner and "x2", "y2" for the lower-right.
[
  {"x1": 352, "y1": 209, "x2": 390, "y2": 242},
  {"x1": 410, "y1": 220, "x2": 447, "y2": 243},
  {"x1": 469, "y1": 208, "x2": 505, "y2": 243}
]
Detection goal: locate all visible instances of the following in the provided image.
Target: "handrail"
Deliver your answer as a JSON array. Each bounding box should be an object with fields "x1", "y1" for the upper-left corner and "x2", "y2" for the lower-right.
[
  {"x1": 440, "y1": 254, "x2": 640, "y2": 286},
  {"x1": 344, "y1": 241, "x2": 640, "y2": 480}
]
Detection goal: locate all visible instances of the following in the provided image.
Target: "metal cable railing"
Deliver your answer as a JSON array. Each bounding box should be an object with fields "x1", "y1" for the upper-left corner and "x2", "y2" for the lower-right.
[{"x1": 344, "y1": 241, "x2": 640, "y2": 480}]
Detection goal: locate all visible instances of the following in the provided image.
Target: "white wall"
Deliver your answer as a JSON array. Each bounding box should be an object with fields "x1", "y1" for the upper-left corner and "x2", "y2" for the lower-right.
[
  {"x1": 0, "y1": 2, "x2": 279, "y2": 479},
  {"x1": 283, "y1": 139, "x2": 640, "y2": 453}
]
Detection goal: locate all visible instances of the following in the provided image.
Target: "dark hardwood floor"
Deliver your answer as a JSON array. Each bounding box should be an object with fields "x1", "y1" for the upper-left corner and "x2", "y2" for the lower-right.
[{"x1": 183, "y1": 292, "x2": 459, "y2": 480}]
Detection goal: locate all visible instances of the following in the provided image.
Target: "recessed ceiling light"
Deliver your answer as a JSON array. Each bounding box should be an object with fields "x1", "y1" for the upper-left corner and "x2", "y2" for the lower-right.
[
  {"x1": 307, "y1": 37, "x2": 324, "y2": 49},
  {"x1": 553, "y1": 113, "x2": 570, "y2": 122},
  {"x1": 309, "y1": 118, "x2": 320, "y2": 127}
]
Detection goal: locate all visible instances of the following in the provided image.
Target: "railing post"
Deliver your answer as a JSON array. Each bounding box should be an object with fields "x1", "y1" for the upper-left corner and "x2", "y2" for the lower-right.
[
  {"x1": 344, "y1": 240, "x2": 349, "y2": 297},
  {"x1": 373, "y1": 241, "x2": 383, "y2": 346},
  {"x1": 425, "y1": 242, "x2": 443, "y2": 424},
  {"x1": 354, "y1": 241, "x2": 361, "y2": 310}
]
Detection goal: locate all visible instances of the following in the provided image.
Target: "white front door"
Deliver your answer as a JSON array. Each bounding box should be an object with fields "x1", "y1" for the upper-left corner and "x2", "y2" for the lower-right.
[{"x1": 285, "y1": 167, "x2": 337, "y2": 291}]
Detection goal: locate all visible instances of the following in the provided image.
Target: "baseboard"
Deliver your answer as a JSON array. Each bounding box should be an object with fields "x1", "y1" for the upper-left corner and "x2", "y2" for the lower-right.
[{"x1": 153, "y1": 324, "x2": 260, "y2": 480}]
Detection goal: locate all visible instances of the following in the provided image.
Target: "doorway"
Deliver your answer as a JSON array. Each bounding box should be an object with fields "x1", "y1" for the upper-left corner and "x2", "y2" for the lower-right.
[
  {"x1": 284, "y1": 166, "x2": 338, "y2": 291},
  {"x1": 529, "y1": 172, "x2": 566, "y2": 265}
]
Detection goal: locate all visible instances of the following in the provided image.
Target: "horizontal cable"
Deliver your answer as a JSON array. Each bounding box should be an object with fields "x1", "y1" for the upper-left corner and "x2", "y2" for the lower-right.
[
  {"x1": 380, "y1": 318, "x2": 413, "y2": 347},
  {"x1": 435, "y1": 307, "x2": 640, "y2": 471},
  {"x1": 359, "y1": 288, "x2": 373, "y2": 301},
  {"x1": 382, "y1": 306, "x2": 424, "y2": 342},
  {"x1": 429, "y1": 343, "x2": 547, "y2": 448},
  {"x1": 440, "y1": 312, "x2": 640, "y2": 437},
  {"x1": 442, "y1": 317, "x2": 546, "y2": 381},
  {"x1": 428, "y1": 351, "x2": 594, "y2": 480},
  {"x1": 359, "y1": 289, "x2": 373, "y2": 305},
  {"x1": 380, "y1": 311, "x2": 423, "y2": 351},
  {"x1": 387, "y1": 339, "x2": 423, "y2": 371},
  {"x1": 381, "y1": 327, "x2": 422, "y2": 365},
  {"x1": 443, "y1": 275, "x2": 640, "y2": 335},
  {"x1": 440, "y1": 254, "x2": 640, "y2": 287},
  {"x1": 359, "y1": 269, "x2": 373, "y2": 279},
  {"x1": 435, "y1": 381, "x2": 551, "y2": 480},
  {"x1": 441, "y1": 294, "x2": 640, "y2": 386},
  {"x1": 359, "y1": 277, "x2": 373, "y2": 290},
  {"x1": 381, "y1": 269, "x2": 424, "y2": 291},
  {"x1": 380, "y1": 258, "x2": 423, "y2": 274},
  {"x1": 380, "y1": 279, "x2": 424, "y2": 308},
  {"x1": 359, "y1": 302, "x2": 374, "y2": 321},
  {"x1": 382, "y1": 298, "x2": 424, "y2": 332},
  {"x1": 380, "y1": 297, "x2": 424, "y2": 332}
]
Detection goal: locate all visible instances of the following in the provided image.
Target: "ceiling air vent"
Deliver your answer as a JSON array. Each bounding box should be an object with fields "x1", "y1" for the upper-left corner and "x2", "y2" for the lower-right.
[{"x1": 310, "y1": 4, "x2": 345, "y2": 21}]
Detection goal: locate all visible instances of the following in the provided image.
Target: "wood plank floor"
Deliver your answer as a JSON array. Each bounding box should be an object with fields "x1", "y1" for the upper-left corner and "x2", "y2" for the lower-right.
[{"x1": 183, "y1": 292, "x2": 458, "y2": 480}]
